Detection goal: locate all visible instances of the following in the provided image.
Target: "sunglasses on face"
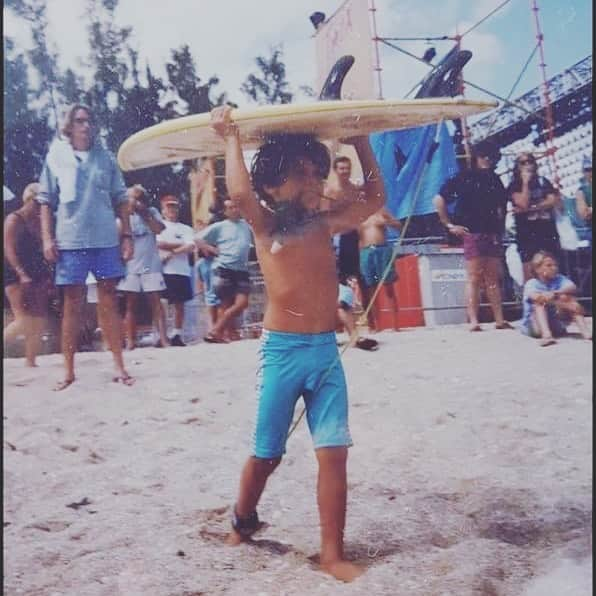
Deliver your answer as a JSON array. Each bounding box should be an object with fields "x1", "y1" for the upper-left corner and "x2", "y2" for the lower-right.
[{"x1": 518, "y1": 159, "x2": 535, "y2": 165}]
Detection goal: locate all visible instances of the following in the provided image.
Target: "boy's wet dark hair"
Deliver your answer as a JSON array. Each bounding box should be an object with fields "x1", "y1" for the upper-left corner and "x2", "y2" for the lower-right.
[{"x1": 250, "y1": 134, "x2": 331, "y2": 207}]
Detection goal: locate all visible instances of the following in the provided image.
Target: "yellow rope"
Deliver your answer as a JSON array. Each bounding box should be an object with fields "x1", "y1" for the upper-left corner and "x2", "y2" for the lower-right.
[{"x1": 287, "y1": 123, "x2": 443, "y2": 438}]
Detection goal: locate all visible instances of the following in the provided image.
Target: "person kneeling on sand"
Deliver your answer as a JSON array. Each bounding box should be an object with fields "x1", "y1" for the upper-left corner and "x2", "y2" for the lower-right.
[
  {"x1": 521, "y1": 251, "x2": 591, "y2": 346},
  {"x1": 210, "y1": 105, "x2": 385, "y2": 582}
]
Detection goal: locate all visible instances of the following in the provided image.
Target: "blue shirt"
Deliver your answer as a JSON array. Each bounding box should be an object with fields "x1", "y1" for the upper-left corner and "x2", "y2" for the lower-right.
[
  {"x1": 198, "y1": 219, "x2": 252, "y2": 272},
  {"x1": 37, "y1": 142, "x2": 127, "y2": 249},
  {"x1": 521, "y1": 274, "x2": 575, "y2": 332}
]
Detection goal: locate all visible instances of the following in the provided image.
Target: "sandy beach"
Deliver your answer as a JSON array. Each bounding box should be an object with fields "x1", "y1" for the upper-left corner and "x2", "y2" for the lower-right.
[{"x1": 3, "y1": 323, "x2": 592, "y2": 596}]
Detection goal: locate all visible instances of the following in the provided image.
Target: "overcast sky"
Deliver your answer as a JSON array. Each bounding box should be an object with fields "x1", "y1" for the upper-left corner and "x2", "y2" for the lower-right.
[{"x1": 3, "y1": 0, "x2": 592, "y2": 108}]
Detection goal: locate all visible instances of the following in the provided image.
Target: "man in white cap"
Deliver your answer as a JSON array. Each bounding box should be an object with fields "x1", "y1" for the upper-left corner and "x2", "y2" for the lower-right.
[{"x1": 156, "y1": 194, "x2": 196, "y2": 346}]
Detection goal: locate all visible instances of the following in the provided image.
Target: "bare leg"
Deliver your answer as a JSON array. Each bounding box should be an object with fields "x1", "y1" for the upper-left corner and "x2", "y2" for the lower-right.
[
  {"x1": 123, "y1": 292, "x2": 138, "y2": 350},
  {"x1": 361, "y1": 286, "x2": 376, "y2": 332},
  {"x1": 556, "y1": 298, "x2": 592, "y2": 340},
  {"x1": 337, "y1": 307, "x2": 356, "y2": 336},
  {"x1": 174, "y1": 302, "x2": 185, "y2": 330},
  {"x1": 210, "y1": 293, "x2": 249, "y2": 339},
  {"x1": 148, "y1": 292, "x2": 168, "y2": 346},
  {"x1": 55, "y1": 285, "x2": 86, "y2": 390},
  {"x1": 24, "y1": 316, "x2": 45, "y2": 367},
  {"x1": 4, "y1": 284, "x2": 26, "y2": 343},
  {"x1": 227, "y1": 456, "x2": 281, "y2": 545},
  {"x1": 207, "y1": 305, "x2": 218, "y2": 330},
  {"x1": 384, "y1": 283, "x2": 399, "y2": 331},
  {"x1": 483, "y1": 257, "x2": 508, "y2": 327},
  {"x1": 465, "y1": 258, "x2": 482, "y2": 330},
  {"x1": 532, "y1": 304, "x2": 556, "y2": 346},
  {"x1": 97, "y1": 279, "x2": 133, "y2": 384},
  {"x1": 316, "y1": 447, "x2": 364, "y2": 582}
]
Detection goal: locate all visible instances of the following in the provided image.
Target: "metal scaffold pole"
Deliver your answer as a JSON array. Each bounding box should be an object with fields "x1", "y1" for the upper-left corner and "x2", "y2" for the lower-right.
[
  {"x1": 530, "y1": 0, "x2": 561, "y2": 188},
  {"x1": 369, "y1": 0, "x2": 384, "y2": 100}
]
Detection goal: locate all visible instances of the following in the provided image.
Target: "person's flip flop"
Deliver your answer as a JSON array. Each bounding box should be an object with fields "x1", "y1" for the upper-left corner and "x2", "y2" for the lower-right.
[
  {"x1": 495, "y1": 322, "x2": 515, "y2": 330},
  {"x1": 53, "y1": 378, "x2": 75, "y2": 392},
  {"x1": 469, "y1": 325, "x2": 483, "y2": 332},
  {"x1": 355, "y1": 338, "x2": 379, "y2": 351},
  {"x1": 203, "y1": 334, "x2": 226, "y2": 344},
  {"x1": 113, "y1": 374, "x2": 135, "y2": 386},
  {"x1": 539, "y1": 338, "x2": 557, "y2": 347}
]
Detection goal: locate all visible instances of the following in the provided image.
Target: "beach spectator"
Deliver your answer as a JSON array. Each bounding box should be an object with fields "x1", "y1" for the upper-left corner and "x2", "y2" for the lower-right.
[
  {"x1": 521, "y1": 251, "x2": 591, "y2": 346},
  {"x1": 434, "y1": 140, "x2": 513, "y2": 332},
  {"x1": 337, "y1": 277, "x2": 378, "y2": 351},
  {"x1": 575, "y1": 155, "x2": 592, "y2": 241},
  {"x1": 197, "y1": 199, "x2": 252, "y2": 343},
  {"x1": 156, "y1": 194, "x2": 196, "y2": 347},
  {"x1": 3, "y1": 183, "x2": 53, "y2": 367},
  {"x1": 4, "y1": 185, "x2": 18, "y2": 217},
  {"x1": 324, "y1": 156, "x2": 361, "y2": 282},
  {"x1": 210, "y1": 106, "x2": 384, "y2": 582},
  {"x1": 358, "y1": 208, "x2": 402, "y2": 331},
  {"x1": 118, "y1": 185, "x2": 168, "y2": 349},
  {"x1": 37, "y1": 104, "x2": 134, "y2": 389},
  {"x1": 508, "y1": 152, "x2": 561, "y2": 281}
]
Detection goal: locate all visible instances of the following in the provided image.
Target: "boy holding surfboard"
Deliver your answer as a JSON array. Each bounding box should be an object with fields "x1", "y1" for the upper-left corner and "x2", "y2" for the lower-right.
[{"x1": 210, "y1": 105, "x2": 385, "y2": 582}]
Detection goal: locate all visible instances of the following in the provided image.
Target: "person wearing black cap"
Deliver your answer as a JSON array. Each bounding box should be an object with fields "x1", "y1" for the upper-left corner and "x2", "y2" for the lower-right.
[{"x1": 433, "y1": 140, "x2": 513, "y2": 331}]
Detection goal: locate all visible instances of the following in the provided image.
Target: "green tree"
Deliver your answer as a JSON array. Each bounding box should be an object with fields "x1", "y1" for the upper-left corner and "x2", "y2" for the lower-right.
[
  {"x1": 5, "y1": 0, "x2": 61, "y2": 125},
  {"x1": 83, "y1": 0, "x2": 132, "y2": 148},
  {"x1": 3, "y1": 36, "x2": 52, "y2": 198},
  {"x1": 241, "y1": 46, "x2": 293, "y2": 105},
  {"x1": 165, "y1": 44, "x2": 224, "y2": 114}
]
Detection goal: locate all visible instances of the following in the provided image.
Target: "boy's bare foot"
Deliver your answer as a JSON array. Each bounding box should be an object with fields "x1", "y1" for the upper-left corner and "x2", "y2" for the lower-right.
[
  {"x1": 539, "y1": 338, "x2": 557, "y2": 347},
  {"x1": 320, "y1": 559, "x2": 365, "y2": 582},
  {"x1": 469, "y1": 324, "x2": 483, "y2": 332},
  {"x1": 225, "y1": 529, "x2": 245, "y2": 546}
]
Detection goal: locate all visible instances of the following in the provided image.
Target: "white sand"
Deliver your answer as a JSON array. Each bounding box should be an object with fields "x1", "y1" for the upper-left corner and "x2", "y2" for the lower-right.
[{"x1": 3, "y1": 324, "x2": 592, "y2": 596}]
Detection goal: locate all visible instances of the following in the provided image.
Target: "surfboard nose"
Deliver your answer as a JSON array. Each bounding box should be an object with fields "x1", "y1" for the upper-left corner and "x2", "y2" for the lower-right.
[{"x1": 318, "y1": 55, "x2": 355, "y2": 101}]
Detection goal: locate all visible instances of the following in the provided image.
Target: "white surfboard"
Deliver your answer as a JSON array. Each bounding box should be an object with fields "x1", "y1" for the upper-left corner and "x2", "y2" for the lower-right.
[{"x1": 117, "y1": 98, "x2": 496, "y2": 171}]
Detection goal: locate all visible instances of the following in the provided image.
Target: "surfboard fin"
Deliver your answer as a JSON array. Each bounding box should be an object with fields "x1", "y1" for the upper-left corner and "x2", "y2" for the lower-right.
[
  {"x1": 318, "y1": 55, "x2": 355, "y2": 101},
  {"x1": 415, "y1": 48, "x2": 472, "y2": 99}
]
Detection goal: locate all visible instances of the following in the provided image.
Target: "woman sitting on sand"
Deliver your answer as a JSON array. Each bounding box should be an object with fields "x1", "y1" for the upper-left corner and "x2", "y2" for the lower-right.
[
  {"x1": 3, "y1": 183, "x2": 54, "y2": 366},
  {"x1": 520, "y1": 251, "x2": 591, "y2": 346}
]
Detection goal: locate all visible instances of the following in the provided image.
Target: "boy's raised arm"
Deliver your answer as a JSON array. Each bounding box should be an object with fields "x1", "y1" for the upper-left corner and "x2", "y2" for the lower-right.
[
  {"x1": 210, "y1": 106, "x2": 267, "y2": 233},
  {"x1": 326, "y1": 137, "x2": 385, "y2": 234}
]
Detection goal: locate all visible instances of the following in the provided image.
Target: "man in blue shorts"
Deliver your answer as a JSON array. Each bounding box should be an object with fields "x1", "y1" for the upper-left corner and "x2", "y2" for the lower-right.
[
  {"x1": 358, "y1": 208, "x2": 402, "y2": 331},
  {"x1": 38, "y1": 104, "x2": 134, "y2": 390},
  {"x1": 210, "y1": 106, "x2": 385, "y2": 582}
]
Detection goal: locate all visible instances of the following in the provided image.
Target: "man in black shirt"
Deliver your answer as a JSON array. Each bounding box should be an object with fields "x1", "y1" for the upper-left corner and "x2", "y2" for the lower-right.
[{"x1": 433, "y1": 140, "x2": 513, "y2": 332}]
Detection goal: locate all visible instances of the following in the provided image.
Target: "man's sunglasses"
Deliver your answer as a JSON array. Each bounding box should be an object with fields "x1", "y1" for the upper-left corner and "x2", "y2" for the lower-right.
[{"x1": 518, "y1": 159, "x2": 535, "y2": 165}]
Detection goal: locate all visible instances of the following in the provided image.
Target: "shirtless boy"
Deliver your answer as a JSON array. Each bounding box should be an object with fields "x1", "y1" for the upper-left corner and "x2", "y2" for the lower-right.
[
  {"x1": 359, "y1": 208, "x2": 402, "y2": 331},
  {"x1": 210, "y1": 106, "x2": 384, "y2": 582}
]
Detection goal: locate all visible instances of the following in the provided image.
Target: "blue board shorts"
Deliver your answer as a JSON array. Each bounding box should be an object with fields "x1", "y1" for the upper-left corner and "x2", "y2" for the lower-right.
[
  {"x1": 55, "y1": 246, "x2": 125, "y2": 286},
  {"x1": 360, "y1": 244, "x2": 397, "y2": 288},
  {"x1": 252, "y1": 330, "x2": 352, "y2": 459}
]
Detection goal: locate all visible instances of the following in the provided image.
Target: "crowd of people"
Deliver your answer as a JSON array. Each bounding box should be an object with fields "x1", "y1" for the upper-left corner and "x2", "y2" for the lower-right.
[
  {"x1": 2, "y1": 100, "x2": 592, "y2": 583},
  {"x1": 3, "y1": 105, "x2": 593, "y2": 388},
  {"x1": 433, "y1": 139, "x2": 592, "y2": 344},
  {"x1": 2, "y1": 104, "x2": 255, "y2": 390}
]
